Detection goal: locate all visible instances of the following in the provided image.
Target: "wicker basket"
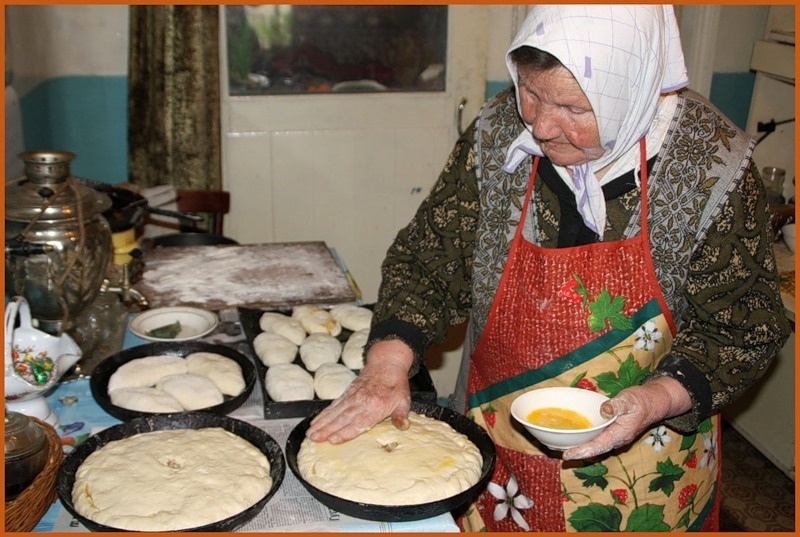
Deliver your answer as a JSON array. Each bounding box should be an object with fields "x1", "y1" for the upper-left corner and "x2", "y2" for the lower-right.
[{"x1": 5, "y1": 417, "x2": 63, "y2": 532}]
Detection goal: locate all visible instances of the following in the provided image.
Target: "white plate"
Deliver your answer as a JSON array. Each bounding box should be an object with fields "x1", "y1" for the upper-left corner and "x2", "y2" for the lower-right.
[{"x1": 129, "y1": 307, "x2": 218, "y2": 342}]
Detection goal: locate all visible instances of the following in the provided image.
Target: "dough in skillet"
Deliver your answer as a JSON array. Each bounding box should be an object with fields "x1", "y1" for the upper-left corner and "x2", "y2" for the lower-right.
[
  {"x1": 72, "y1": 428, "x2": 272, "y2": 531},
  {"x1": 156, "y1": 373, "x2": 225, "y2": 411},
  {"x1": 109, "y1": 387, "x2": 185, "y2": 413},
  {"x1": 107, "y1": 355, "x2": 188, "y2": 393},
  {"x1": 265, "y1": 363, "x2": 314, "y2": 402},
  {"x1": 313, "y1": 363, "x2": 356, "y2": 400},
  {"x1": 297, "y1": 411, "x2": 483, "y2": 505},
  {"x1": 329, "y1": 304, "x2": 373, "y2": 332},
  {"x1": 341, "y1": 328, "x2": 369, "y2": 370},
  {"x1": 299, "y1": 333, "x2": 342, "y2": 372},
  {"x1": 185, "y1": 352, "x2": 246, "y2": 397}
]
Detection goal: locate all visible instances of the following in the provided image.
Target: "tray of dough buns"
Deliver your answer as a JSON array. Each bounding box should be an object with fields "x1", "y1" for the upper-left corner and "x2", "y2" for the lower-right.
[{"x1": 238, "y1": 304, "x2": 437, "y2": 419}]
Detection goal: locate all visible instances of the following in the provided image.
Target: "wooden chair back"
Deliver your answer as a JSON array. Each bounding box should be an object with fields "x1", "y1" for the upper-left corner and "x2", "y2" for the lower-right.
[{"x1": 175, "y1": 189, "x2": 231, "y2": 235}]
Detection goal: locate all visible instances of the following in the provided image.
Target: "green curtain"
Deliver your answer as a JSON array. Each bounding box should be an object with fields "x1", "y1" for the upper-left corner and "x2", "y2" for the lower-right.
[{"x1": 127, "y1": 5, "x2": 221, "y2": 190}]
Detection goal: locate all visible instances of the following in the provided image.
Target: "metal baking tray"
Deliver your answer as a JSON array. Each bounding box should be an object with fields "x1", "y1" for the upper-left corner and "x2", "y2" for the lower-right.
[{"x1": 238, "y1": 306, "x2": 437, "y2": 419}]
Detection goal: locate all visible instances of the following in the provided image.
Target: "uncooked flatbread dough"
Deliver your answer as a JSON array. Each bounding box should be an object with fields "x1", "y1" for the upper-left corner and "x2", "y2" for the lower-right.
[
  {"x1": 185, "y1": 352, "x2": 245, "y2": 396},
  {"x1": 72, "y1": 428, "x2": 272, "y2": 531},
  {"x1": 330, "y1": 304, "x2": 373, "y2": 332},
  {"x1": 259, "y1": 311, "x2": 291, "y2": 331},
  {"x1": 341, "y1": 329, "x2": 368, "y2": 369},
  {"x1": 107, "y1": 356, "x2": 188, "y2": 393},
  {"x1": 109, "y1": 387, "x2": 185, "y2": 414},
  {"x1": 299, "y1": 333, "x2": 342, "y2": 372},
  {"x1": 253, "y1": 332, "x2": 298, "y2": 367},
  {"x1": 299, "y1": 309, "x2": 342, "y2": 337},
  {"x1": 297, "y1": 411, "x2": 482, "y2": 505},
  {"x1": 269, "y1": 318, "x2": 306, "y2": 346},
  {"x1": 265, "y1": 363, "x2": 314, "y2": 402},
  {"x1": 313, "y1": 363, "x2": 356, "y2": 400},
  {"x1": 156, "y1": 374, "x2": 224, "y2": 411}
]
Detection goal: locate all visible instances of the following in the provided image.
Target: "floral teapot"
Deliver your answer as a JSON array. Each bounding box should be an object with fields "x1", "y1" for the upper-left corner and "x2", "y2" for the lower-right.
[{"x1": 4, "y1": 295, "x2": 82, "y2": 425}]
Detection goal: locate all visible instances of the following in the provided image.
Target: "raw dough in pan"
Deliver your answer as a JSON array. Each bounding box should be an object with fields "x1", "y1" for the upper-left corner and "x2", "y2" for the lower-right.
[
  {"x1": 341, "y1": 328, "x2": 368, "y2": 370},
  {"x1": 185, "y1": 352, "x2": 245, "y2": 396},
  {"x1": 109, "y1": 386, "x2": 185, "y2": 413},
  {"x1": 108, "y1": 355, "x2": 188, "y2": 393},
  {"x1": 265, "y1": 363, "x2": 314, "y2": 402},
  {"x1": 299, "y1": 333, "x2": 342, "y2": 372},
  {"x1": 156, "y1": 373, "x2": 225, "y2": 410},
  {"x1": 313, "y1": 363, "x2": 356, "y2": 400},
  {"x1": 253, "y1": 332, "x2": 298, "y2": 367}
]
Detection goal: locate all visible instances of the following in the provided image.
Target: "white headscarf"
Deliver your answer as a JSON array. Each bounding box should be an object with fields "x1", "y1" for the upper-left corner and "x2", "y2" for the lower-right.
[{"x1": 503, "y1": 5, "x2": 689, "y2": 239}]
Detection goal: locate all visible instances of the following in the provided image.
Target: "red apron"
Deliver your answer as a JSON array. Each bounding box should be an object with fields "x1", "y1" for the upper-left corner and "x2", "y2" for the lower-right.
[{"x1": 461, "y1": 141, "x2": 720, "y2": 532}]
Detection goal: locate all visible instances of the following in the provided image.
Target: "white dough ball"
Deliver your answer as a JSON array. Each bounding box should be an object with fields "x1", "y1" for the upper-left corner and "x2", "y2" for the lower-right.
[
  {"x1": 253, "y1": 332, "x2": 298, "y2": 367},
  {"x1": 299, "y1": 309, "x2": 342, "y2": 337},
  {"x1": 259, "y1": 311, "x2": 291, "y2": 331},
  {"x1": 269, "y1": 317, "x2": 306, "y2": 346},
  {"x1": 341, "y1": 328, "x2": 369, "y2": 370},
  {"x1": 313, "y1": 363, "x2": 356, "y2": 400},
  {"x1": 291, "y1": 304, "x2": 324, "y2": 320},
  {"x1": 265, "y1": 363, "x2": 314, "y2": 402},
  {"x1": 299, "y1": 333, "x2": 342, "y2": 372},
  {"x1": 329, "y1": 304, "x2": 373, "y2": 332}
]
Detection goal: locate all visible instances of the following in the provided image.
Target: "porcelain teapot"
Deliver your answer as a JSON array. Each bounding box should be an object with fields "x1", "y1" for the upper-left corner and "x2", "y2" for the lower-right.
[{"x1": 4, "y1": 296, "x2": 82, "y2": 424}]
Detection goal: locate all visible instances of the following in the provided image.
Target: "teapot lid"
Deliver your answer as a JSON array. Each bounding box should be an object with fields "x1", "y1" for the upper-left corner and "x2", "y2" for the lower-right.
[{"x1": 5, "y1": 150, "x2": 112, "y2": 223}]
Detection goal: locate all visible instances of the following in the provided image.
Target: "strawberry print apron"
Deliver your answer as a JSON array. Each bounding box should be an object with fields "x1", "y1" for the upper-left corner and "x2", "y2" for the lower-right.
[{"x1": 460, "y1": 141, "x2": 720, "y2": 532}]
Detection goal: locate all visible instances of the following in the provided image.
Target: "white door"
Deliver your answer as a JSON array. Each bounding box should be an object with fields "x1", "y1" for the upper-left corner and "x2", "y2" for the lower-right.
[{"x1": 219, "y1": 6, "x2": 490, "y2": 304}]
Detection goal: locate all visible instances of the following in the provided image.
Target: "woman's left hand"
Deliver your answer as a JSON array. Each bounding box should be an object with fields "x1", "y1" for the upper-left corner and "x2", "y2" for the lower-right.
[{"x1": 562, "y1": 376, "x2": 692, "y2": 460}]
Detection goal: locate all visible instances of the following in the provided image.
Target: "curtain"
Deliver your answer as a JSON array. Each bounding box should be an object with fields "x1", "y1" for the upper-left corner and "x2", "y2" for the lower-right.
[{"x1": 128, "y1": 5, "x2": 221, "y2": 190}]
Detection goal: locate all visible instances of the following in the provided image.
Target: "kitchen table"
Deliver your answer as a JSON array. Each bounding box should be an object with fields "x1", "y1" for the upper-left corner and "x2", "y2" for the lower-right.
[{"x1": 32, "y1": 311, "x2": 460, "y2": 532}]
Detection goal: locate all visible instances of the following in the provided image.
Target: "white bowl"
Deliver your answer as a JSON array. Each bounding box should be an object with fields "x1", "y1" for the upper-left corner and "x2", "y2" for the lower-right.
[
  {"x1": 510, "y1": 387, "x2": 617, "y2": 450},
  {"x1": 781, "y1": 223, "x2": 795, "y2": 253},
  {"x1": 129, "y1": 307, "x2": 218, "y2": 342}
]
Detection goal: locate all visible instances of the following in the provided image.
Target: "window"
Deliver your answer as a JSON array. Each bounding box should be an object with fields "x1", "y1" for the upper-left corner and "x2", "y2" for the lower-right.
[{"x1": 225, "y1": 5, "x2": 448, "y2": 96}]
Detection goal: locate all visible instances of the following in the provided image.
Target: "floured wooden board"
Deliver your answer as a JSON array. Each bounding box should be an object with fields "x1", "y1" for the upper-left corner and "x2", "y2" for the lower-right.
[{"x1": 136, "y1": 241, "x2": 357, "y2": 310}]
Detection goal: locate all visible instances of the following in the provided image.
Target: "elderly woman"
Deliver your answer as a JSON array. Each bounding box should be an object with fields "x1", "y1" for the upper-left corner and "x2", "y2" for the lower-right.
[{"x1": 308, "y1": 5, "x2": 791, "y2": 531}]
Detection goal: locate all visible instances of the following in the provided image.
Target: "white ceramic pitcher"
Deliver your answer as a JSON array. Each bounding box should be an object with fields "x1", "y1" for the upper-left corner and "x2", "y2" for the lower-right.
[{"x1": 4, "y1": 296, "x2": 82, "y2": 425}]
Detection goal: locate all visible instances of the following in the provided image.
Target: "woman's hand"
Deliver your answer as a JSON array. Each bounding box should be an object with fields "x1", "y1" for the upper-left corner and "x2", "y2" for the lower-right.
[
  {"x1": 305, "y1": 339, "x2": 414, "y2": 444},
  {"x1": 562, "y1": 376, "x2": 692, "y2": 460}
]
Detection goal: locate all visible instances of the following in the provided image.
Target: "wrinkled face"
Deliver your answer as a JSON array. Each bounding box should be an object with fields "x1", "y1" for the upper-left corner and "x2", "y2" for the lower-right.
[{"x1": 517, "y1": 64, "x2": 605, "y2": 167}]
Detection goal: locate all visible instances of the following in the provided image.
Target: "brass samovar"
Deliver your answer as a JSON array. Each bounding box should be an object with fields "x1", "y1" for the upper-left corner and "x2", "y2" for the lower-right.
[{"x1": 5, "y1": 150, "x2": 113, "y2": 335}]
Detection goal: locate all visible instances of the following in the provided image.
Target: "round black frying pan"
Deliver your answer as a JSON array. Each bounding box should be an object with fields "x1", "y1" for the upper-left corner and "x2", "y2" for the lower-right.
[
  {"x1": 90, "y1": 342, "x2": 256, "y2": 422},
  {"x1": 55, "y1": 412, "x2": 285, "y2": 532},
  {"x1": 285, "y1": 400, "x2": 496, "y2": 522}
]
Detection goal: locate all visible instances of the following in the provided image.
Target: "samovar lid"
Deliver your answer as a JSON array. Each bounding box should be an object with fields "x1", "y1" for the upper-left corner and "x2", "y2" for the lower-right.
[{"x1": 5, "y1": 150, "x2": 112, "y2": 223}]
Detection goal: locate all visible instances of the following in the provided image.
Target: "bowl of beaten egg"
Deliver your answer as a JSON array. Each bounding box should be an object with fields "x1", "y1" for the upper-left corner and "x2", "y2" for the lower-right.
[{"x1": 510, "y1": 387, "x2": 617, "y2": 450}]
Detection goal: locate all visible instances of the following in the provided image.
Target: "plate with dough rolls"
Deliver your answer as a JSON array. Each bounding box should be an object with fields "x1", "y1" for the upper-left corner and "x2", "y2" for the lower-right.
[
  {"x1": 90, "y1": 341, "x2": 257, "y2": 421},
  {"x1": 55, "y1": 412, "x2": 285, "y2": 532},
  {"x1": 238, "y1": 305, "x2": 437, "y2": 419},
  {"x1": 285, "y1": 400, "x2": 496, "y2": 522}
]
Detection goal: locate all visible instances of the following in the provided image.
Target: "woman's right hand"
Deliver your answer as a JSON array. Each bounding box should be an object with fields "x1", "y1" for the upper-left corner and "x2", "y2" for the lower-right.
[{"x1": 305, "y1": 339, "x2": 414, "y2": 444}]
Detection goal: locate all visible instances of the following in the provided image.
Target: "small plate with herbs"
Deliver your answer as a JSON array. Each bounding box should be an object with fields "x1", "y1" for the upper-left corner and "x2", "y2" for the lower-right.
[{"x1": 129, "y1": 306, "x2": 218, "y2": 342}]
